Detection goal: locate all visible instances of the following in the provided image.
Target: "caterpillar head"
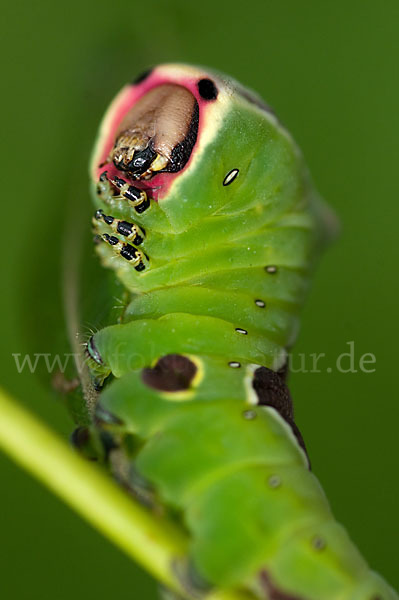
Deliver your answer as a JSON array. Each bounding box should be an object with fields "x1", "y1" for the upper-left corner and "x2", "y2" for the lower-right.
[
  {"x1": 91, "y1": 64, "x2": 271, "y2": 190},
  {"x1": 91, "y1": 64, "x2": 336, "y2": 235}
]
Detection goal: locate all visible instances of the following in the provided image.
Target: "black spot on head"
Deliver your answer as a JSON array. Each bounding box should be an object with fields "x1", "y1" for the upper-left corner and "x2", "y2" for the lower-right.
[
  {"x1": 132, "y1": 68, "x2": 153, "y2": 85},
  {"x1": 197, "y1": 78, "x2": 218, "y2": 100},
  {"x1": 142, "y1": 354, "x2": 197, "y2": 392}
]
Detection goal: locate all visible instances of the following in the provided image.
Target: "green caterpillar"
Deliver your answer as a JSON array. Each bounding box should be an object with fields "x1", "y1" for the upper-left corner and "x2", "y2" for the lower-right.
[{"x1": 83, "y1": 63, "x2": 397, "y2": 600}]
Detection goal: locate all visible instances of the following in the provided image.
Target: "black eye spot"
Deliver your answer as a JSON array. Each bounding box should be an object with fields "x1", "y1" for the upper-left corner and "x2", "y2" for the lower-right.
[
  {"x1": 197, "y1": 78, "x2": 218, "y2": 100},
  {"x1": 132, "y1": 68, "x2": 153, "y2": 85}
]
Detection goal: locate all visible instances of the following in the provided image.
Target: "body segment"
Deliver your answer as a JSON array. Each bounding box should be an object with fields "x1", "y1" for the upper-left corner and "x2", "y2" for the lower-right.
[{"x1": 85, "y1": 64, "x2": 397, "y2": 600}]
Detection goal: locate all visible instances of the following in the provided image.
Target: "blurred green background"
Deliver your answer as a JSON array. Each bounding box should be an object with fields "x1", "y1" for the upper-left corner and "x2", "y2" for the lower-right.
[{"x1": 1, "y1": 0, "x2": 398, "y2": 597}]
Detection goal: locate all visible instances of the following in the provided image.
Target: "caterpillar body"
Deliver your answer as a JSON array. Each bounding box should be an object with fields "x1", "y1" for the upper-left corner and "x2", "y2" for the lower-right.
[{"x1": 82, "y1": 64, "x2": 397, "y2": 600}]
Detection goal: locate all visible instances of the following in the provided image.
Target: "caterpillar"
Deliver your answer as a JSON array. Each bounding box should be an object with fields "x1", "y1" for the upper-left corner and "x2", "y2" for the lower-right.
[{"x1": 81, "y1": 64, "x2": 398, "y2": 600}]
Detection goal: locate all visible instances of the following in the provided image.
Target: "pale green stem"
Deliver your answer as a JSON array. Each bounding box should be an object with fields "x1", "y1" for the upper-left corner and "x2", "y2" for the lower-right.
[{"x1": 0, "y1": 388, "x2": 254, "y2": 600}]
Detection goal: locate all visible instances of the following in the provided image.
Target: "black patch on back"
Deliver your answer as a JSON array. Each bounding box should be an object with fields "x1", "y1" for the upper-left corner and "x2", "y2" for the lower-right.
[
  {"x1": 253, "y1": 366, "x2": 293, "y2": 420},
  {"x1": 142, "y1": 354, "x2": 197, "y2": 392},
  {"x1": 197, "y1": 78, "x2": 218, "y2": 100},
  {"x1": 132, "y1": 68, "x2": 153, "y2": 85},
  {"x1": 252, "y1": 366, "x2": 310, "y2": 466}
]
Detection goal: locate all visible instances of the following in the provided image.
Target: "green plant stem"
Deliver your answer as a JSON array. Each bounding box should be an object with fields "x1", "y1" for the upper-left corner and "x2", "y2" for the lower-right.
[{"x1": 0, "y1": 388, "x2": 254, "y2": 600}]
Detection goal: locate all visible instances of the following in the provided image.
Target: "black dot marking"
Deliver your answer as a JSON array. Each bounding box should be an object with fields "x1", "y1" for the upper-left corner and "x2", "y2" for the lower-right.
[
  {"x1": 265, "y1": 265, "x2": 277, "y2": 274},
  {"x1": 243, "y1": 409, "x2": 256, "y2": 420},
  {"x1": 312, "y1": 536, "x2": 326, "y2": 551},
  {"x1": 117, "y1": 221, "x2": 133, "y2": 237},
  {"x1": 223, "y1": 168, "x2": 239, "y2": 186},
  {"x1": 142, "y1": 354, "x2": 197, "y2": 391},
  {"x1": 197, "y1": 78, "x2": 218, "y2": 100},
  {"x1": 268, "y1": 475, "x2": 281, "y2": 488},
  {"x1": 132, "y1": 68, "x2": 153, "y2": 85},
  {"x1": 228, "y1": 361, "x2": 241, "y2": 368},
  {"x1": 104, "y1": 214, "x2": 114, "y2": 225},
  {"x1": 255, "y1": 299, "x2": 266, "y2": 308},
  {"x1": 120, "y1": 244, "x2": 138, "y2": 261},
  {"x1": 235, "y1": 327, "x2": 248, "y2": 335},
  {"x1": 87, "y1": 336, "x2": 103, "y2": 365}
]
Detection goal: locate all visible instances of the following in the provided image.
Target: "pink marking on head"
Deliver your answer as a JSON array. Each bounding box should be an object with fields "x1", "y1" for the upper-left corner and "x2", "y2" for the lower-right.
[{"x1": 92, "y1": 68, "x2": 214, "y2": 201}]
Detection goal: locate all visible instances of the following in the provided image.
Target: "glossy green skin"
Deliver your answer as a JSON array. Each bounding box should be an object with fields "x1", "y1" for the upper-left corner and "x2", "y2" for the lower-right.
[{"x1": 89, "y1": 66, "x2": 398, "y2": 600}]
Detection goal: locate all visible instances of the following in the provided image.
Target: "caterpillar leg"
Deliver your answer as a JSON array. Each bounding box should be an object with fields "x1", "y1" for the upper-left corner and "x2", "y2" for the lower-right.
[
  {"x1": 92, "y1": 210, "x2": 148, "y2": 272},
  {"x1": 96, "y1": 170, "x2": 151, "y2": 214},
  {"x1": 93, "y1": 209, "x2": 145, "y2": 246}
]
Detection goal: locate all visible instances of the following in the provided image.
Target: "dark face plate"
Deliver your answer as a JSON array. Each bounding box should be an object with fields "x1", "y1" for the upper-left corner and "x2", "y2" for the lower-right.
[{"x1": 110, "y1": 84, "x2": 199, "y2": 180}]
